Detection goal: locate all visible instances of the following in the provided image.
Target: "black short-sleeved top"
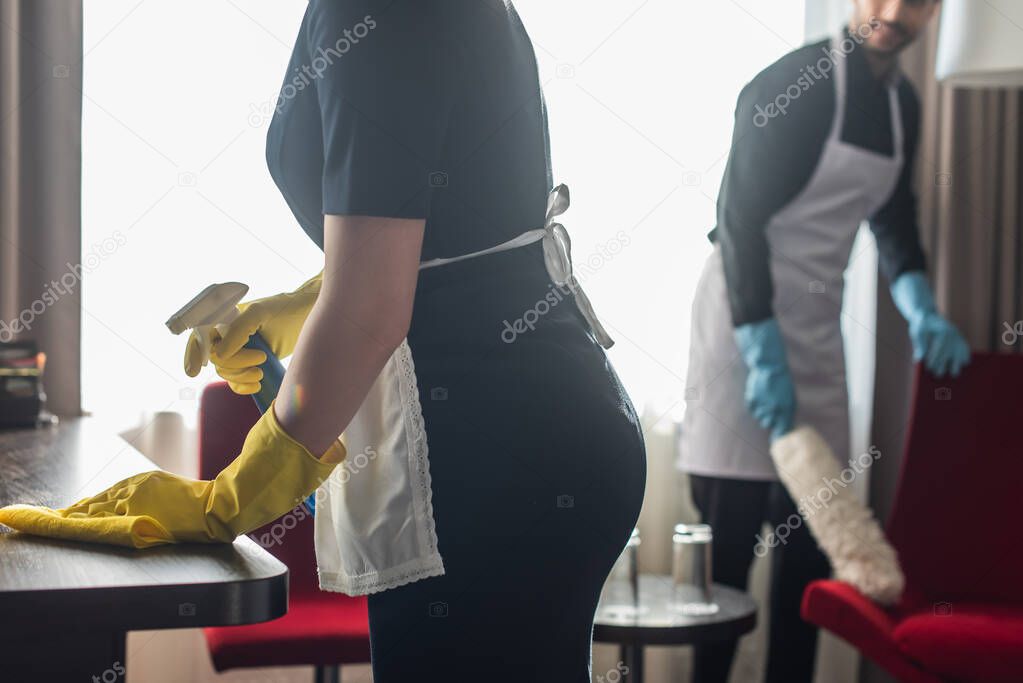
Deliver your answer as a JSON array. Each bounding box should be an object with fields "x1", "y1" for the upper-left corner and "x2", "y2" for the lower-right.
[
  {"x1": 266, "y1": 0, "x2": 553, "y2": 261},
  {"x1": 709, "y1": 27, "x2": 927, "y2": 327}
]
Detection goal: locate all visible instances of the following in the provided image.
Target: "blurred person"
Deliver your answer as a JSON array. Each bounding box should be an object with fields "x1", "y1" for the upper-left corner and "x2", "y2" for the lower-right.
[{"x1": 678, "y1": 1, "x2": 965, "y2": 681}]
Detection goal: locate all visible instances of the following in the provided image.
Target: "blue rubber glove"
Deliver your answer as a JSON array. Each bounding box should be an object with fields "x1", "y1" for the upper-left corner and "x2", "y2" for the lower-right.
[
  {"x1": 734, "y1": 318, "x2": 796, "y2": 441},
  {"x1": 890, "y1": 272, "x2": 971, "y2": 378}
]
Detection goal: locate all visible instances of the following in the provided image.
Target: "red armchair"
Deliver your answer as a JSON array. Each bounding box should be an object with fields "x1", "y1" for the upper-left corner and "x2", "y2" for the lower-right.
[
  {"x1": 198, "y1": 382, "x2": 371, "y2": 682},
  {"x1": 802, "y1": 352, "x2": 1023, "y2": 682}
]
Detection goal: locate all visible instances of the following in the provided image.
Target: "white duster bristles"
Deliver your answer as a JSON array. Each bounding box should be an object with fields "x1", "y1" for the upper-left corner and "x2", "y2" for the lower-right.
[{"x1": 770, "y1": 426, "x2": 904, "y2": 605}]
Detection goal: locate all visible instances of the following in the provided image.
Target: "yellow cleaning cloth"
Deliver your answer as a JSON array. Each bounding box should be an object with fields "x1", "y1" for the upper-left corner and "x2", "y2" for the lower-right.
[{"x1": 0, "y1": 501, "x2": 172, "y2": 548}]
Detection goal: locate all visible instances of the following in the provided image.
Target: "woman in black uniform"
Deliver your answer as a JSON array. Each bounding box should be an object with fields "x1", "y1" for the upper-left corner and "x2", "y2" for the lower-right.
[
  {"x1": 0, "y1": 2, "x2": 643, "y2": 678},
  {"x1": 261, "y1": 1, "x2": 646, "y2": 680}
]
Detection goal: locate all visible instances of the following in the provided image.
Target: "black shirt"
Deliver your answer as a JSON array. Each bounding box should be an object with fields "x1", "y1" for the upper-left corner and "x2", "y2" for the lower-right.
[
  {"x1": 710, "y1": 29, "x2": 927, "y2": 327},
  {"x1": 265, "y1": 0, "x2": 553, "y2": 261}
]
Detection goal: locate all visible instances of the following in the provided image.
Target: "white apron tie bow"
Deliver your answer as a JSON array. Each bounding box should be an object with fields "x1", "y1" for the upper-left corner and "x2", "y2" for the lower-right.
[{"x1": 419, "y1": 184, "x2": 614, "y2": 349}]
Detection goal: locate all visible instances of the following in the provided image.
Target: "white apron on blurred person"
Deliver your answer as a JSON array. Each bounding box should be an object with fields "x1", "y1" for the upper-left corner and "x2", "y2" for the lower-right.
[{"x1": 679, "y1": 34, "x2": 904, "y2": 479}]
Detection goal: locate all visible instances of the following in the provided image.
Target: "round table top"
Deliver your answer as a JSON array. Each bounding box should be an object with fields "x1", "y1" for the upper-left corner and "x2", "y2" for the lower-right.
[{"x1": 593, "y1": 574, "x2": 758, "y2": 646}]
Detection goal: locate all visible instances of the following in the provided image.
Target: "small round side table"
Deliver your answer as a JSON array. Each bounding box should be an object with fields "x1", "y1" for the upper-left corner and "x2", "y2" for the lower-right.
[{"x1": 593, "y1": 574, "x2": 758, "y2": 683}]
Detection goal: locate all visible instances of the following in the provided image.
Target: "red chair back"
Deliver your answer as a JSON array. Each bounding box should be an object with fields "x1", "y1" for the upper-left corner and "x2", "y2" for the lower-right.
[
  {"x1": 886, "y1": 352, "x2": 1023, "y2": 608},
  {"x1": 199, "y1": 382, "x2": 321, "y2": 597}
]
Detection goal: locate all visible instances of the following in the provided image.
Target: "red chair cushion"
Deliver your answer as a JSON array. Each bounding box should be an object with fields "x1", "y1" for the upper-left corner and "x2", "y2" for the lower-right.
[
  {"x1": 801, "y1": 580, "x2": 944, "y2": 683},
  {"x1": 204, "y1": 592, "x2": 371, "y2": 671},
  {"x1": 199, "y1": 382, "x2": 371, "y2": 671},
  {"x1": 804, "y1": 357, "x2": 1023, "y2": 683},
  {"x1": 893, "y1": 603, "x2": 1023, "y2": 683}
]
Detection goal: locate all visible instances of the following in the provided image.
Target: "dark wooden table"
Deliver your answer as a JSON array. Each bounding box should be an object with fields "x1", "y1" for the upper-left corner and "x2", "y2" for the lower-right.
[
  {"x1": 594, "y1": 574, "x2": 758, "y2": 683},
  {"x1": 0, "y1": 418, "x2": 289, "y2": 681}
]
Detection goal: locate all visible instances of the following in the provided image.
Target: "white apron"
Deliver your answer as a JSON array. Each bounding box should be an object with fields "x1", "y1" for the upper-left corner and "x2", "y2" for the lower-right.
[
  {"x1": 678, "y1": 35, "x2": 904, "y2": 480},
  {"x1": 314, "y1": 184, "x2": 613, "y2": 595}
]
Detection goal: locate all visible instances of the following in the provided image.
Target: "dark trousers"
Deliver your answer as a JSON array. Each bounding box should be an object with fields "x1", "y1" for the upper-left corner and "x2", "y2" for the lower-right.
[{"x1": 688, "y1": 473, "x2": 831, "y2": 683}]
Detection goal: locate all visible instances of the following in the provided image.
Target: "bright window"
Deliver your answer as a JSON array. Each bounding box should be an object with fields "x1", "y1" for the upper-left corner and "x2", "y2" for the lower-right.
[{"x1": 83, "y1": 0, "x2": 805, "y2": 430}]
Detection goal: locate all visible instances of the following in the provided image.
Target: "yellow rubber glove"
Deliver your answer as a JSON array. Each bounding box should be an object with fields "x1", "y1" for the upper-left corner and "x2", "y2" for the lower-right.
[
  {"x1": 183, "y1": 271, "x2": 323, "y2": 394},
  {"x1": 0, "y1": 401, "x2": 345, "y2": 548}
]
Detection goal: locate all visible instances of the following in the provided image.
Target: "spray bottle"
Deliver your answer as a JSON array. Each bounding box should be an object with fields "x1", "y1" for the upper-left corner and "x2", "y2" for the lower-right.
[{"x1": 166, "y1": 283, "x2": 316, "y2": 513}]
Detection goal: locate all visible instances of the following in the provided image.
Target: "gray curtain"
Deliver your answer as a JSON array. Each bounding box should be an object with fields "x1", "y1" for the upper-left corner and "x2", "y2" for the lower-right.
[
  {"x1": 910, "y1": 23, "x2": 1023, "y2": 353},
  {"x1": 0, "y1": 0, "x2": 83, "y2": 416}
]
